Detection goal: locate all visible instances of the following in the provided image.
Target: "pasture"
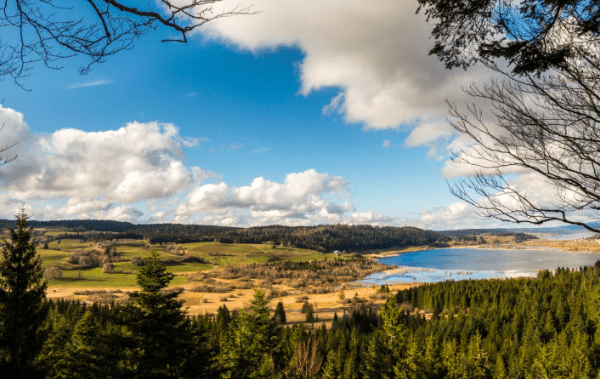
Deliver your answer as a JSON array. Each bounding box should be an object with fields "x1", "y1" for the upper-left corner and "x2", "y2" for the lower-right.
[{"x1": 39, "y1": 237, "x2": 332, "y2": 288}]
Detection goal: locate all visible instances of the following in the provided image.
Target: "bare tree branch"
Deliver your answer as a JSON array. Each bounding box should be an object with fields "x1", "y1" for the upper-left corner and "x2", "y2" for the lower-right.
[
  {"x1": 0, "y1": 0, "x2": 253, "y2": 85},
  {"x1": 0, "y1": 124, "x2": 18, "y2": 166},
  {"x1": 448, "y1": 35, "x2": 600, "y2": 232}
]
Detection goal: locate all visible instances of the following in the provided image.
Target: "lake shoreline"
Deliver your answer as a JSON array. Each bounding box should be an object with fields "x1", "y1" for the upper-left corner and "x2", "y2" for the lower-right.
[{"x1": 363, "y1": 243, "x2": 600, "y2": 285}]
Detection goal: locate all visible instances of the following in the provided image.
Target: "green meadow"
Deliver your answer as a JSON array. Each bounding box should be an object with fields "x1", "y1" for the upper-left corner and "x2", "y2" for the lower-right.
[{"x1": 38, "y1": 237, "x2": 331, "y2": 288}]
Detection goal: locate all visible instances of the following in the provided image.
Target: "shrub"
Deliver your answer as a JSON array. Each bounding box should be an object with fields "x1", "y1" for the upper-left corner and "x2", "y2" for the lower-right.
[
  {"x1": 44, "y1": 266, "x2": 63, "y2": 280},
  {"x1": 131, "y1": 256, "x2": 146, "y2": 266},
  {"x1": 102, "y1": 262, "x2": 114, "y2": 274},
  {"x1": 180, "y1": 255, "x2": 209, "y2": 264},
  {"x1": 68, "y1": 250, "x2": 101, "y2": 268},
  {"x1": 301, "y1": 301, "x2": 314, "y2": 314},
  {"x1": 377, "y1": 284, "x2": 391, "y2": 294},
  {"x1": 305, "y1": 306, "x2": 315, "y2": 323}
]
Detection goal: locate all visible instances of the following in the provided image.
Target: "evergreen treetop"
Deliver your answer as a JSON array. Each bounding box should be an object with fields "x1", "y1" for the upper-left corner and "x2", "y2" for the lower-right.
[{"x1": 0, "y1": 210, "x2": 48, "y2": 378}]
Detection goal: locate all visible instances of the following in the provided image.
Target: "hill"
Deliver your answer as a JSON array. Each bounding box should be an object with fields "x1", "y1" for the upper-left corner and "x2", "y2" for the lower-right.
[{"x1": 0, "y1": 219, "x2": 448, "y2": 253}]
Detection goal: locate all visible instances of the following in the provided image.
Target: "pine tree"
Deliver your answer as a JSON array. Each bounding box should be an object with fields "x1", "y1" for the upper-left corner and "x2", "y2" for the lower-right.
[
  {"x1": 273, "y1": 301, "x2": 286, "y2": 324},
  {"x1": 123, "y1": 250, "x2": 191, "y2": 378},
  {"x1": 37, "y1": 309, "x2": 75, "y2": 379},
  {"x1": 0, "y1": 211, "x2": 48, "y2": 378},
  {"x1": 61, "y1": 310, "x2": 132, "y2": 379},
  {"x1": 217, "y1": 289, "x2": 280, "y2": 379}
]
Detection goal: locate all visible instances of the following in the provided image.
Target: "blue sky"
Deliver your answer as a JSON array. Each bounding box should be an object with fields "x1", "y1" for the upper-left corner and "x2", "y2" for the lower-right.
[{"x1": 0, "y1": 0, "x2": 519, "y2": 230}]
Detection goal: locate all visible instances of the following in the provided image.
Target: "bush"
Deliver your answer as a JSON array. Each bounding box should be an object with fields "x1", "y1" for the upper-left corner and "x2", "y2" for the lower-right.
[
  {"x1": 301, "y1": 301, "x2": 314, "y2": 314},
  {"x1": 305, "y1": 306, "x2": 315, "y2": 322},
  {"x1": 180, "y1": 255, "x2": 209, "y2": 264},
  {"x1": 44, "y1": 266, "x2": 63, "y2": 280},
  {"x1": 131, "y1": 256, "x2": 146, "y2": 267},
  {"x1": 102, "y1": 262, "x2": 114, "y2": 274},
  {"x1": 68, "y1": 250, "x2": 101, "y2": 268}
]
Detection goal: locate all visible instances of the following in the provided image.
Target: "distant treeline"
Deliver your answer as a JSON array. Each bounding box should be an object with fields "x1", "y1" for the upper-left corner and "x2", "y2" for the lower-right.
[
  {"x1": 2, "y1": 219, "x2": 450, "y2": 252},
  {"x1": 443, "y1": 229, "x2": 539, "y2": 240},
  {"x1": 211, "y1": 225, "x2": 449, "y2": 252}
]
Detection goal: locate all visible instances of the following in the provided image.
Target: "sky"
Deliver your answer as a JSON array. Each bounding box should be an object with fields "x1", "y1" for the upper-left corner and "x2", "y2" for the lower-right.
[{"x1": 0, "y1": 0, "x2": 553, "y2": 230}]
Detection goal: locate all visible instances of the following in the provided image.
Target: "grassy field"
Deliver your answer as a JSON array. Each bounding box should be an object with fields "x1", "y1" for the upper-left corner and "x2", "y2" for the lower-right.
[
  {"x1": 32, "y1": 227, "x2": 600, "y2": 326},
  {"x1": 39, "y1": 234, "x2": 386, "y2": 326},
  {"x1": 38, "y1": 238, "x2": 333, "y2": 288}
]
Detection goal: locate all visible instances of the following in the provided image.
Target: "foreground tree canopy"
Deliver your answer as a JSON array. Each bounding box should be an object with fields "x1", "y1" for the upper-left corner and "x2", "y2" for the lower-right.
[
  {"x1": 447, "y1": 52, "x2": 600, "y2": 232},
  {"x1": 0, "y1": 0, "x2": 248, "y2": 84},
  {"x1": 417, "y1": 0, "x2": 600, "y2": 75},
  {"x1": 418, "y1": 0, "x2": 600, "y2": 232},
  {"x1": 0, "y1": 211, "x2": 47, "y2": 378}
]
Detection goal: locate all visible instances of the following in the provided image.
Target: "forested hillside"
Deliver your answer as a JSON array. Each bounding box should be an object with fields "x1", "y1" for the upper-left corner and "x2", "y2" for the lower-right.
[
  {"x1": 213, "y1": 224, "x2": 449, "y2": 252},
  {"x1": 2, "y1": 219, "x2": 449, "y2": 252}
]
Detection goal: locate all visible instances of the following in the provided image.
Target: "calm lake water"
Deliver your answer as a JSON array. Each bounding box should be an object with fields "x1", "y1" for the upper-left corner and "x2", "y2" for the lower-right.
[{"x1": 361, "y1": 247, "x2": 600, "y2": 284}]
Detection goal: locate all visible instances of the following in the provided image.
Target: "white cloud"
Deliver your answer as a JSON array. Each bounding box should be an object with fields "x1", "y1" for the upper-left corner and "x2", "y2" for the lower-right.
[
  {"x1": 405, "y1": 120, "x2": 453, "y2": 147},
  {"x1": 67, "y1": 80, "x2": 113, "y2": 89},
  {"x1": 0, "y1": 107, "x2": 373, "y2": 225},
  {"x1": 1, "y1": 109, "x2": 195, "y2": 202},
  {"x1": 176, "y1": 169, "x2": 352, "y2": 225},
  {"x1": 200, "y1": 0, "x2": 493, "y2": 133},
  {"x1": 344, "y1": 211, "x2": 406, "y2": 227},
  {"x1": 416, "y1": 202, "x2": 500, "y2": 230},
  {"x1": 0, "y1": 106, "x2": 203, "y2": 221},
  {"x1": 382, "y1": 139, "x2": 392, "y2": 148}
]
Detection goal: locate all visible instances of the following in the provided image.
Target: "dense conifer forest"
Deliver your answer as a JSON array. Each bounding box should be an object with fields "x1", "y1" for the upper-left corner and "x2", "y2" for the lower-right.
[
  {"x1": 3, "y1": 219, "x2": 450, "y2": 252},
  {"x1": 16, "y1": 259, "x2": 600, "y2": 378}
]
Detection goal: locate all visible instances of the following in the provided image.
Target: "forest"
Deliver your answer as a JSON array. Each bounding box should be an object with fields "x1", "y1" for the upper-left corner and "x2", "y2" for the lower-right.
[
  {"x1": 8, "y1": 219, "x2": 450, "y2": 252},
  {"x1": 3, "y1": 213, "x2": 600, "y2": 378},
  {"x1": 30, "y1": 259, "x2": 600, "y2": 379}
]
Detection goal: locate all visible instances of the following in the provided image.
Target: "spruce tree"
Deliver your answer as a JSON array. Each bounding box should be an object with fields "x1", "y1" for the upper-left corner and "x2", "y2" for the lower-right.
[
  {"x1": 273, "y1": 301, "x2": 286, "y2": 324},
  {"x1": 123, "y1": 250, "x2": 191, "y2": 378},
  {"x1": 0, "y1": 211, "x2": 48, "y2": 378},
  {"x1": 217, "y1": 289, "x2": 280, "y2": 379}
]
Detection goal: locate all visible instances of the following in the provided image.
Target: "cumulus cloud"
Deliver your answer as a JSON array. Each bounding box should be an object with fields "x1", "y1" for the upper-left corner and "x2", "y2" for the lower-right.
[
  {"x1": 176, "y1": 169, "x2": 352, "y2": 225},
  {"x1": 1, "y1": 108, "x2": 195, "y2": 202},
  {"x1": 344, "y1": 211, "x2": 406, "y2": 227},
  {"x1": 0, "y1": 106, "x2": 384, "y2": 226},
  {"x1": 416, "y1": 202, "x2": 502, "y2": 230},
  {"x1": 200, "y1": 0, "x2": 493, "y2": 134},
  {"x1": 0, "y1": 106, "x2": 203, "y2": 221}
]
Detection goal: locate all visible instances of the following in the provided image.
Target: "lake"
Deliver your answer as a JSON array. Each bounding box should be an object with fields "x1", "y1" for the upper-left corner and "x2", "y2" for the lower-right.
[{"x1": 361, "y1": 247, "x2": 600, "y2": 284}]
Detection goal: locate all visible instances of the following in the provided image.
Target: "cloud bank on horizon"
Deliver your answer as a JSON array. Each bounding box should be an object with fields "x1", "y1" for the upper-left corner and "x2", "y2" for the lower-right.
[{"x1": 0, "y1": 106, "x2": 425, "y2": 227}]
